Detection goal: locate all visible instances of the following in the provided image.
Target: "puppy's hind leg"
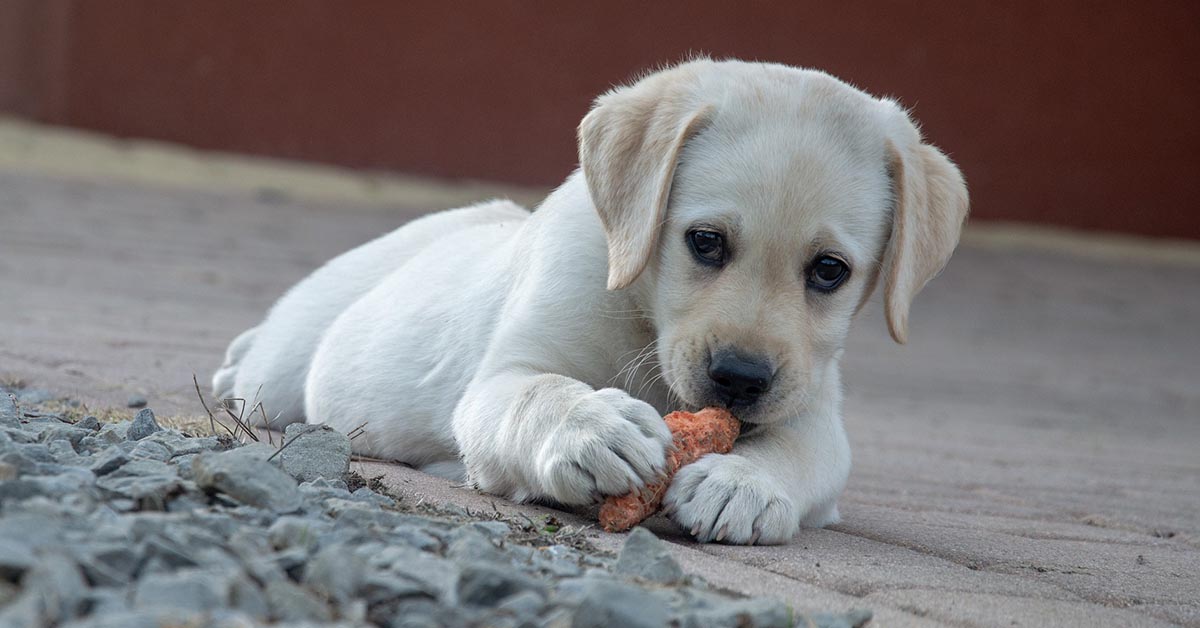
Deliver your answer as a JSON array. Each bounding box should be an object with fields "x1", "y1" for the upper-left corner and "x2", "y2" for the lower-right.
[{"x1": 211, "y1": 325, "x2": 258, "y2": 401}]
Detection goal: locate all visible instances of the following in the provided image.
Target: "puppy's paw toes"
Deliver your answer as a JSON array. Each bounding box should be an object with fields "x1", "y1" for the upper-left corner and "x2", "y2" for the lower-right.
[
  {"x1": 591, "y1": 388, "x2": 673, "y2": 444},
  {"x1": 536, "y1": 389, "x2": 670, "y2": 504},
  {"x1": 663, "y1": 454, "x2": 800, "y2": 545}
]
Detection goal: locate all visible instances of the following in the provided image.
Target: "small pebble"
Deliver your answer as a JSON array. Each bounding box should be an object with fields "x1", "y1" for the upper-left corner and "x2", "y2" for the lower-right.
[
  {"x1": 126, "y1": 395, "x2": 148, "y2": 409},
  {"x1": 192, "y1": 448, "x2": 303, "y2": 513},
  {"x1": 126, "y1": 409, "x2": 162, "y2": 441},
  {"x1": 615, "y1": 527, "x2": 684, "y2": 584},
  {"x1": 279, "y1": 423, "x2": 351, "y2": 483}
]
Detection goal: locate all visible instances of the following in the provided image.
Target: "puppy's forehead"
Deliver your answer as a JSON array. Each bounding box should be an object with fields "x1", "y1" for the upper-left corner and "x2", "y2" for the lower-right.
[{"x1": 672, "y1": 71, "x2": 893, "y2": 260}]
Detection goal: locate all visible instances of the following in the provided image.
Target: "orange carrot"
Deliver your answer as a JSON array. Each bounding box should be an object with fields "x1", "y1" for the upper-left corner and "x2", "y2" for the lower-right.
[{"x1": 598, "y1": 407, "x2": 740, "y2": 532}]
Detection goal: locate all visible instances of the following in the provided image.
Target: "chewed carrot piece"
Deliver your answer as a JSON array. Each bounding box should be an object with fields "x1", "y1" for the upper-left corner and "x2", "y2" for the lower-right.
[{"x1": 598, "y1": 407, "x2": 740, "y2": 532}]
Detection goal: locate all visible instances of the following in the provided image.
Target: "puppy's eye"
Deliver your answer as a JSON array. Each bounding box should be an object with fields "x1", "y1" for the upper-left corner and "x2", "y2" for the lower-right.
[
  {"x1": 687, "y1": 230, "x2": 727, "y2": 266},
  {"x1": 807, "y1": 255, "x2": 850, "y2": 292}
]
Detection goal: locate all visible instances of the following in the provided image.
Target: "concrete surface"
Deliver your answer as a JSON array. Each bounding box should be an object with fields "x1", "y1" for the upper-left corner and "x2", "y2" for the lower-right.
[{"x1": 1, "y1": 127, "x2": 1198, "y2": 627}]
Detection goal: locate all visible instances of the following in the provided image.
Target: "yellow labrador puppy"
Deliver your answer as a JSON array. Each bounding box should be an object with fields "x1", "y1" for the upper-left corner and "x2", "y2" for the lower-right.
[{"x1": 213, "y1": 58, "x2": 967, "y2": 544}]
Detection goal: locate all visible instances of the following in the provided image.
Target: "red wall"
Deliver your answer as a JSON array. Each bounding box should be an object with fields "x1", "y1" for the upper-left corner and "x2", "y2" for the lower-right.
[{"x1": 4, "y1": 1, "x2": 1199, "y2": 239}]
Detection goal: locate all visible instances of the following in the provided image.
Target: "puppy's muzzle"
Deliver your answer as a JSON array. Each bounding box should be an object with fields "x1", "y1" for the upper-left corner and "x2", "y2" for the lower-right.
[{"x1": 707, "y1": 351, "x2": 774, "y2": 409}]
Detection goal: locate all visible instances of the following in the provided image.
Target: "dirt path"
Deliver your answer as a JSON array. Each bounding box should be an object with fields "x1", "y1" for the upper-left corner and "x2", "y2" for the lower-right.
[{"x1": 2, "y1": 152, "x2": 1198, "y2": 626}]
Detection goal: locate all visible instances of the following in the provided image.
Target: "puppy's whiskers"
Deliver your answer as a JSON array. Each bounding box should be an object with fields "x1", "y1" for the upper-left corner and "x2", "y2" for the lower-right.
[
  {"x1": 635, "y1": 362, "x2": 667, "y2": 400},
  {"x1": 663, "y1": 368, "x2": 692, "y2": 411},
  {"x1": 598, "y1": 306, "x2": 652, "y2": 321},
  {"x1": 611, "y1": 339, "x2": 658, "y2": 392},
  {"x1": 625, "y1": 346, "x2": 661, "y2": 394}
]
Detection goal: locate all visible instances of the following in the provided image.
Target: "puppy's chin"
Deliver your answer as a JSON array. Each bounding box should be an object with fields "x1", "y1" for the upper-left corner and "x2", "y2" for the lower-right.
[{"x1": 729, "y1": 397, "x2": 800, "y2": 426}]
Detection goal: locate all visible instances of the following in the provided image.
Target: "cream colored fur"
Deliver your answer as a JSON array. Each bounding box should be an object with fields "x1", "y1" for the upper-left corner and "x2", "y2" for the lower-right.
[{"x1": 213, "y1": 59, "x2": 968, "y2": 545}]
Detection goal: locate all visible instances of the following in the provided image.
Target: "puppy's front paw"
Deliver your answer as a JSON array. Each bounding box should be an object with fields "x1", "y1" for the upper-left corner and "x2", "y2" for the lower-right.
[
  {"x1": 536, "y1": 388, "x2": 672, "y2": 505},
  {"x1": 663, "y1": 454, "x2": 800, "y2": 545}
]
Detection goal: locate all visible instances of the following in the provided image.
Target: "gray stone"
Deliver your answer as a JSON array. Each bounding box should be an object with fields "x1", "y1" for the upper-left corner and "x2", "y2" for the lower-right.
[
  {"x1": 139, "y1": 429, "x2": 187, "y2": 451},
  {"x1": 264, "y1": 579, "x2": 334, "y2": 622},
  {"x1": 128, "y1": 439, "x2": 171, "y2": 462},
  {"x1": 192, "y1": 447, "x2": 303, "y2": 512},
  {"x1": 304, "y1": 543, "x2": 367, "y2": 606},
  {"x1": 77, "y1": 586, "x2": 130, "y2": 616},
  {"x1": 96, "y1": 473, "x2": 181, "y2": 506},
  {"x1": 571, "y1": 578, "x2": 670, "y2": 628},
  {"x1": 111, "y1": 458, "x2": 175, "y2": 478},
  {"x1": 94, "y1": 422, "x2": 128, "y2": 443},
  {"x1": 373, "y1": 546, "x2": 460, "y2": 602},
  {"x1": 126, "y1": 395, "x2": 147, "y2": 408},
  {"x1": 496, "y1": 589, "x2": 545, "y2": 618},
  {"x1": 298, "y1": 476, "x2": 354, "y2": 501},
  {"x1": 17, "y1": 442, "x2": 55, "y2": 464},
  {"x1": 333, "y1": 505, "x2": 416, "y2": 533},
  {"x1": 89, "y1": 447, "x2": 129, "y2": 476},
  {"x1": 0, "y1": 475, "x2": 80, "y2": 501},
  {"x1": 0, "y1": 591, "x2": 42, "y2": 627},
  {"x1": 137, "y1": 535, "x2": 201, "y2": 571},
  {"x1": 267, "y1": 515, "x2": 328, "y2": 552},
  {"x1": 133, "y1": 567, "x2": 266, "y2": 619},
  {"x1": 360, "y1": 571, "x2": 437, "y2": 604},
  {"x1": 447, "y1": 527, "x2": 505, "y2": 563},
  {"x1": 22, "y1": 553, "x2": 88, "y2": 624},
  {"x1": 58, "y1": 609, "x2": 196, "y2": 628},
  {"x1": 0, "y1": 461, "x2": 15, "y2": 481},
  {"x1": 387, "y1": 599, "x2": 467, "y2": 628},
  {"x1": 1, "y1": 429, "x2": 33, "y2": 446},
  {"x1": 48, "y1": 439, "x2": 86, "y2": 465},
  {"x1": 0, "y1": 394, "x2": 19, "y2": 427},
  {"x1": 0, "y1": 451, "x2": 34, "y2": 476},
  {"x1": 457, "y1": 563, "x2": 543, "y2": 607},
  {"x1": 350, "y1": 486, "x2": 395, "y2": 507},
  {"x1": 0, "y1": 580, "x2": 17, "y2": 606},
  {"x1": 164, "y1": 435, "x2": 222, "y2": 457},
  {"x1": 238, "y1": 552, "x2": 288, "y2": 587},
  {"x1": 465, "y1": 520, "x2": 511, "y2": 540},
  {"x1": 680, "y1": 599, "x2": 796, "y2": 628},
  {"x1": 39, "y1": 425, "x2": 91, "y2": 448},
  {"x1": 126, "y1": 409, "x2": 162, "y2": 441},
  {"x1": 390, "y1": 524, "x2": 442, "y2": 552},
  {"x1": 0, "y1": 539, "x2": 36, "y2": 579},
  {"x1": 279, "y1": 423, "x2": 351, "y2": 482},
  {"x1": 75, "y1": 543, "x2": 141, "y2": 587},
  {"x1": 535, "y1": 544, "x2": 584, "y2": 578},
  {"x1": 75, "y1": 416, "x2": 101, "y2": 432},
  {"x1": 75, "y1": 436, "x2": 100, "y2": 454},
  {"x1": 615, "y1": 527, "x2": 684, "y2": 584},
  {"x1": 18, "y1": 416, "x2": 68, "y2": 440},
  {"x1": 0, "y1": 513, "x2": 69, "y2": 549},
  {"x1": 324, "y1": 496, "x2": 382, "y2": 518},
  {"x1": 169, "y1": 453, "x2": 198, "y2": 479}
]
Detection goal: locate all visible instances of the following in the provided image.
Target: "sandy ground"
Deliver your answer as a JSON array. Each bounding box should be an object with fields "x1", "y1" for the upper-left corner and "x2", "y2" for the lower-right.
[{"x1": 1, "y1": 119, "x2": 1198, "y2": 626}]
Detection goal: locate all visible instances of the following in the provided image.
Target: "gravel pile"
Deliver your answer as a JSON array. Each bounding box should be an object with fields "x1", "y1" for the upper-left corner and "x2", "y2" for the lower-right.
[{"x1": 0, "y1": 386, "x2": 871, "y2": 628}]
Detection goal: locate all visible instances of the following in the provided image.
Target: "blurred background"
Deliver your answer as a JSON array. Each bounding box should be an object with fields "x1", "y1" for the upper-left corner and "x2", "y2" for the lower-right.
[{"x1": 2, "y1": 0, "x2": 1197, "y2": 239}]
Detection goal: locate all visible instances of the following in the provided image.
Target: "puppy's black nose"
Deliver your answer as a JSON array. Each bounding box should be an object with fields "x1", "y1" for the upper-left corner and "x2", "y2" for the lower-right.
[{"x1": 708, "y1": 352, "x2": 773, "y2": 407}]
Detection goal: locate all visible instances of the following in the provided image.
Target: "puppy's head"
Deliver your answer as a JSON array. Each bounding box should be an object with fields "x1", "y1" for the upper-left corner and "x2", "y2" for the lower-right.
[{"x1": 580, "y1": 60, "x2": 968, "y2": 424}]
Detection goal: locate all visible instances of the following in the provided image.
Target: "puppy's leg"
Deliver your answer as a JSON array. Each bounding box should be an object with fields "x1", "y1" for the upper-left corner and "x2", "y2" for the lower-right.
[
  {"x1": 211, "y1": 325, "x2": 258, "y2": 401},
  {"x1": 453, "y1": 372, "x2": 672, "y2": 505},
  {"x1": 662, "y1": 415, "x2": 851, "y2": 545}
]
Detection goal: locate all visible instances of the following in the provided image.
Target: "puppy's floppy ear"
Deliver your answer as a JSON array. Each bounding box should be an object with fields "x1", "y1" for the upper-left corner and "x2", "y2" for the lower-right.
[
  {"x1": 881, "y1": 114, "x2": 969, "y2": 344},
  {"x1": 579, "y1": 73, "x2": 712, "y2": 290}
]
